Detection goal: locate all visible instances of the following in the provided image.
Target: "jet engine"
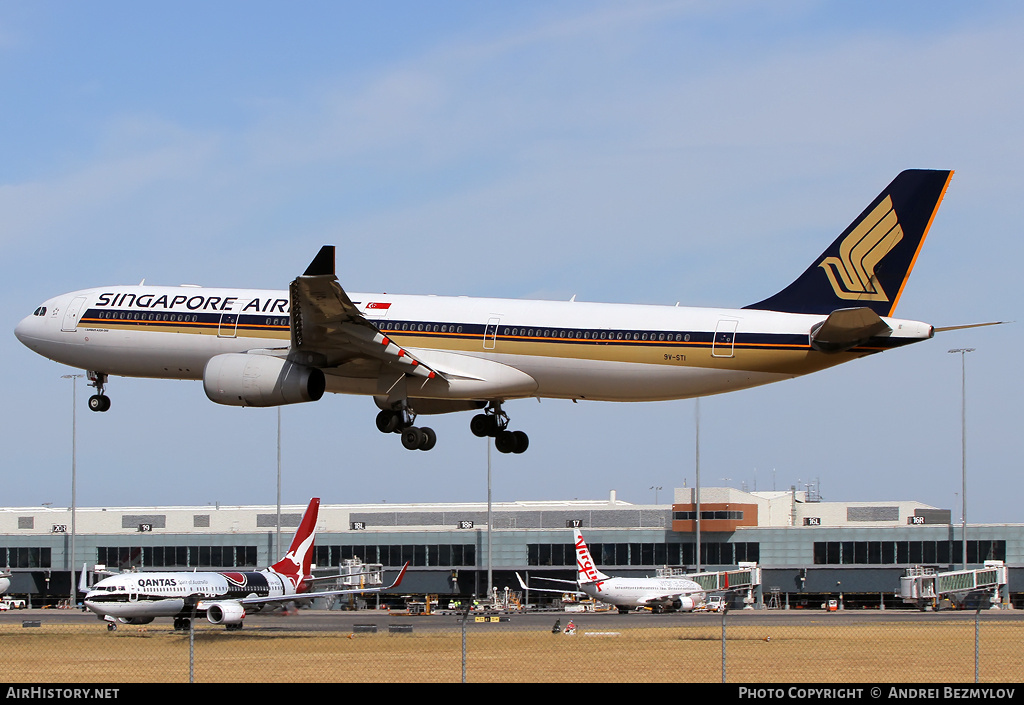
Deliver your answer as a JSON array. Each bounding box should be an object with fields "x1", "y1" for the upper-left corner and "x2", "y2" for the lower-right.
[
  {"x1": 203, "y1": 353, "x2": 325, "y2": 407},
  {"x1": 670, "y1": 596, "x2": 697, "y2": 612},
  {"x1": 205, "y1": 601, "x2": 246, "y2": 625}
]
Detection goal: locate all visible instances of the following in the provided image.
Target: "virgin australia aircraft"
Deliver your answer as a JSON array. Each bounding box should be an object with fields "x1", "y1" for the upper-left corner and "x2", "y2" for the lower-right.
[
  {"x1": 17, "y1": 170, "x2": 963, "y2": 454},
  {"x1": 517, "y1": 529, "x2": 705, "y2": 613},
  {"x1": 81, "y1": 498, "x2": 407, "y2": 631}
]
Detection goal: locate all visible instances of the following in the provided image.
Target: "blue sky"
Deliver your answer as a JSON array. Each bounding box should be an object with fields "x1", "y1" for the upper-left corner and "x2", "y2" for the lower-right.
[{"x1": 2, "y1": 1, "x2": 1021, "y2": 522}]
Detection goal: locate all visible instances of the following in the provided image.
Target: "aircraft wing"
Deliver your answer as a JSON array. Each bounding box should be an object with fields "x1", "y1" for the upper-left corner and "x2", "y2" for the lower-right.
[
  {"x1": 304, "y1": 568, "x2": 387, "y2": 587},
  {"x1": 515, "y1": 572, "x2": 582, "y2": 596},
  {"x1": 638, "y1": 589, "x2": 703, "y2": 605},
  {"x1": 288, "y1": 246, "x2": 439, "y2": 380},
  {"x1": 199, "y1": 557, "x2": 407, "y2": 606}
]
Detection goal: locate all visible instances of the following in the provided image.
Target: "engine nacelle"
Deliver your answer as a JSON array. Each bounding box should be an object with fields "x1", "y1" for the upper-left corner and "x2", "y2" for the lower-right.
[
  {"x1": 670, "y1": 596, "x2": 697, "y2": 612},
  {"x1": 203, "y1": 353, "x2": 325, "y2": 407},
  {"x1": 205, "y1": 601, "x2": 246, "y2": 625}
]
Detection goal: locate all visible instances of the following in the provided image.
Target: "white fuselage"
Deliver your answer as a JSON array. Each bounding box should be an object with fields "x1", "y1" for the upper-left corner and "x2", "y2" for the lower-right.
[
  {"x1": 580, "y1": 576, "x2": 705, "y2": 609},
  {"x1": 14, "y1": 285, "x2": 933, "y2": 404},
  {"x1": 83, "y1": 569, "x2": 290, "y2": 620}
]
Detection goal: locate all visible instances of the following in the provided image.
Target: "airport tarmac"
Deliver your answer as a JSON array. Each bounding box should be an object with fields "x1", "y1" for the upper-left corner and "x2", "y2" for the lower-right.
[{"x1": 4, "y1": 606, "x2": 1022, "y2": 633}]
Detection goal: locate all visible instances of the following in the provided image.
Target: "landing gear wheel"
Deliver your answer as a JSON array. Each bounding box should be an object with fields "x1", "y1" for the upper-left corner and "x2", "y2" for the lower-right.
[
  {"x1": 375, "y1": 409, "x2": 401, "y2": 434},
  {"x1": 470, "y1": 413, "x2": 493, "y2": 438},
  {"x1": 401, "y1": 427, "x2": 424, "y2": 450},
  {"x1": 477, "y1": 402, "x2": 528, "y2": 453},
  {"x1": 418, "y1": 427, "x2": 437, "y2": 451},
  {"x1": 106, "y1": 622, "x2": 116, "y2": 632},
  {"x1": 88, "y1": 394, "x2": 110, "y2": 412},
  {"x1": 511, "y1": 430, "x2": 529, "y2": 454},
  {"x1": 173, "y1": 617, "x2": 191, "y2": 631},
  {"x1": 495, "y1": 430, "x2": 517, "y2": 454}
]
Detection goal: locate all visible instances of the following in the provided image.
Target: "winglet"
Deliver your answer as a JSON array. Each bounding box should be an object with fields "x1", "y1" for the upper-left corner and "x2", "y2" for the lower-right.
[
  {"x1": 78, "y1": 562, "x2": 90, "y2": 594},
  {"x1": 303, "y1": 246, "x2": 336, "y2": 277},
  {"x1": 387, "y1": 562, "x2": 410, "y2": 590}
]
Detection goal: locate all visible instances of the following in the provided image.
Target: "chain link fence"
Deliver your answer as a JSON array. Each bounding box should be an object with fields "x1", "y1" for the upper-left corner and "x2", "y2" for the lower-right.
[{"x1": 2, "y1": 608, "x2": 1022, "y2": 683}]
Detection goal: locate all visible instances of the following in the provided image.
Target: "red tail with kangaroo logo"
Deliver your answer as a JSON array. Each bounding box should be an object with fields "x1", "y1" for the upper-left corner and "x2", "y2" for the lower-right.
[{"x1": 269, "y1": 498, "x2": 319, "y2": 592}]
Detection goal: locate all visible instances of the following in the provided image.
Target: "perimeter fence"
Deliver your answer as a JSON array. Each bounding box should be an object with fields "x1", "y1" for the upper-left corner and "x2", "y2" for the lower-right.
[{"x1": 2, "y1": 608, "x2": 1023, "y2": 683}]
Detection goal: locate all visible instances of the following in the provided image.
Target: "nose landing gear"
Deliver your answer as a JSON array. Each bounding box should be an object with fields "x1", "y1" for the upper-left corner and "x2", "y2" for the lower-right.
[{"x1": 86, "y1": 371, "x2": 110, "y2": 412}]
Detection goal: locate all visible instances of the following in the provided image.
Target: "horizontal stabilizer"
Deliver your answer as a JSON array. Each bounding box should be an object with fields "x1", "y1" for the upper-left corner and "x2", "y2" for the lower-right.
[
  {"x1": 933, "y1": 321, "x2": 1010, "y2": 333},
  {"x1": 810, "y1": 307, "x2": 892, "y2": 353}
]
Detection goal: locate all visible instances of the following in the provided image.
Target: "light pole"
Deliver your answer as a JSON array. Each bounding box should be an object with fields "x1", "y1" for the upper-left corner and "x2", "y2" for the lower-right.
[
  {"x1": 695, "y1": 397, "x2": 701, "y2": 573},
  {"x1": 948, "y1": 348, "x2": 974, "y2": 570},
  {"x1": 649, "y1": 486, "x2": 662, "y2": 504},
  {"x1": 276, "y1": 407, "x2": 282, "y2": 561},
  {"x1": 61, "y1": 373, "x2": 83, "y2": 605}
]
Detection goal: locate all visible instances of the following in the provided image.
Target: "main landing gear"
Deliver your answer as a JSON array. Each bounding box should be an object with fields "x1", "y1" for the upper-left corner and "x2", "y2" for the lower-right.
[
  {"x1": 374, "y1": 401, "x2": 530, "y2": 453},
  {"x1": 86, "y1": 371, "x2": 110, "y2": 412},
  {"x1": 375, "y1": 407, "x2": 437, "y2": 451},
  {"x1": 470, "y1": 404, "x2": 529, "y2": 454}
]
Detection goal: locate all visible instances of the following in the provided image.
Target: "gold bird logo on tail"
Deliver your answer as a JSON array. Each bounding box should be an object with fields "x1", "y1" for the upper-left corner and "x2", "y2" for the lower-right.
[{"x1": 819, "y1": 196, "x2": 903, "y2": 302}]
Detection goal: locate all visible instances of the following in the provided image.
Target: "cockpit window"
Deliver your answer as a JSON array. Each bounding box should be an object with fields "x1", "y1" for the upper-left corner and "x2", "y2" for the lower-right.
[{"x1": 33, "y1": 307, "x2": 47, "y2": 316}]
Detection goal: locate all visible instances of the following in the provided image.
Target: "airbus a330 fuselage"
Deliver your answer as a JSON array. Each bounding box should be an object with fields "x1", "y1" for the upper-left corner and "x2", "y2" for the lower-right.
[{"x1": 15, "y1": 170, "x2": 954, "y2": 453}]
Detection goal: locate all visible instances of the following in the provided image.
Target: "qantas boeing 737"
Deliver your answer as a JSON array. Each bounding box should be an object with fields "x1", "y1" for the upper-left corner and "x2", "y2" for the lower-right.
[
  {"x1": 16, "y1": 170, "x2": 972, "y2": 453},
  {"x1": 81, "y1": 498, "x2": 408, "y2": 631}
]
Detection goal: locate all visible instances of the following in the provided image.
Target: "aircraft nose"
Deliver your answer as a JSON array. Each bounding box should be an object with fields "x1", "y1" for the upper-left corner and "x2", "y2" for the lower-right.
[{"x1": 14, "y1": 314, "x2": 35, "y2": 345}]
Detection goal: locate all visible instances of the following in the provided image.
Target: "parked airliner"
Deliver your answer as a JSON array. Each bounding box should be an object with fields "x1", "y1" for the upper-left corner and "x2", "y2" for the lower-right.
[
  {"x1": 17, "y1": 170, "x2": 969, "y2": 453},
  {"x1": 81, "y1": 498, "x2": 407, "y2": 631},
  {"x1": 517, "y1": 529, "x2": 705, "y2": 613}
]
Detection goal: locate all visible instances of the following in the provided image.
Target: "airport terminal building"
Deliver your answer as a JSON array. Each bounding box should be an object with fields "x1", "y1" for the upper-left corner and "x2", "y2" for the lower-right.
[{"x1": 1, "y1": 486, "x2": 1020, "y2": 608}]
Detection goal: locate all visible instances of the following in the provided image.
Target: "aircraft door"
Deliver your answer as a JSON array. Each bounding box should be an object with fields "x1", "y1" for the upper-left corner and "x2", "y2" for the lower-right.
[
  {"x1": 712, "y1": 319, "x2": 738, "y2": 358},
  {"x1": 61, "y1": 296, "x2": 88, "y2": 332},
  {"x1": 483, "y1": 317, "x2": 501, "y2": 350},
  {"x1": 218, "y1": 311, "x2": 239, "y2": 338}
]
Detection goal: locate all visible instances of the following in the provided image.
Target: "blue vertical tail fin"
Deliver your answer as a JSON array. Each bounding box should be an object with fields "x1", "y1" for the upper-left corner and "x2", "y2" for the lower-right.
[{"x1": 744, "y1": 169, "x2": 953, "y2": 317}]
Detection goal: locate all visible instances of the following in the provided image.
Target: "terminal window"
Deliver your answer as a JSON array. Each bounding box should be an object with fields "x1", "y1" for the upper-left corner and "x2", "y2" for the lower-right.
[
  {"x1": 813, "y1": 540, "x2": 1005, "y2": 565},
  {"x1": 316, "y1": 544, "x2": 477, "y2": 567},
  {"x1": 96, "y1": 545, "x2": 258, "y2": 569},
  {"x1": 527, "y1": 542, "x2": 759, "y2": 567},
  {"x1": 0, "y1": 546, "x2": 51, "y2": 568},
  {"x1": 672, "y1": 511, "x2": 745, "y2": 521}
]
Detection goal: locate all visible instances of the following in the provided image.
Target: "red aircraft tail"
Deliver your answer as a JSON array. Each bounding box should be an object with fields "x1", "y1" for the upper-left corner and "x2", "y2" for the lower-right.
[{"x1": 269, "y1": 498, "x2": 320, "y2": 592}]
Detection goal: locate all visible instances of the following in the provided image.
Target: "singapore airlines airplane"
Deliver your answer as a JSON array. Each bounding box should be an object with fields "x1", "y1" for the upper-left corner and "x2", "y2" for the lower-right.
[
  {"x1": 81, "y1": 498, "x2": 407, "y2": 631},
  {"x1": 517, "y1": 529, "x2": 705, "y2": 613},
  {"x1": 16, "y1": 170, "x2": 962, "y2": 453}
]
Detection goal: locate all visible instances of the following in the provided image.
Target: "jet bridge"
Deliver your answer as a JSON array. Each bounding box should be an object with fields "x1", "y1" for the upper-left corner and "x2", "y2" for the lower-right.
[
  {"x1": 899, "y1": 561, "x2": 1008, "y2": 610},
  {"x1": 658, "y1": 562, "x2": 763, "y2": 609}
]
